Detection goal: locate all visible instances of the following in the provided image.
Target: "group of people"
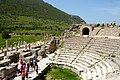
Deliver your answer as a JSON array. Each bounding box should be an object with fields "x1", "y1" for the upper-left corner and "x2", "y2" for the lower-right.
[{"x1": 18, "y1": 58, "x2": 38, "y2": 80}]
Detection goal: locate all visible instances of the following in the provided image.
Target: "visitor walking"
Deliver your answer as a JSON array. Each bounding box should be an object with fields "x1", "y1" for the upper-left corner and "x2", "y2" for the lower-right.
[
  {"x1": 20, "y1": 58, "x2": 23, "y2": 65},
  {"x1": 26, "y1": 69, "x2": 28, "y2": 78},
  {"x1": 21, "y1": 70, "x2": 26, "y2": 80},
  {"x1": 30, "y1": 58, "x2": 33, "y2": 68},
  {"x1": 26, "y1": 59, "x2": 29, "y2": 78},
  {"x1": 33, "y1": 58, "x2": 36, "y2": 71},
  {"x1": 35, "y1": 61, "x2": 38, "y2": 74},
  {"x1": 26, "y1": 59, "x2": 30, "y2": 72}
]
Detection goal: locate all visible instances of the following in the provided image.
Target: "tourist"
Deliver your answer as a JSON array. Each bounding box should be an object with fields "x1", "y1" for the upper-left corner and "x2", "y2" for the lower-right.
[
  {"x1": 21, "y1": 70, "x2": 26, "y2": 80},
  {"x1": 33, "y1": 58, "x2": 36, "y2": 71},
  {"x1": 26, "y1": 59, "x2": 29, "y2": 78},
  {"x1": 22, "y1": 60, "x2": 26, "y2": 70},
  {"x1": 19, "y1": 65, "x2": 23, "y2": 74},
  {"x1": 20, "y1": 60, "x2": 26, "y2": 75},
  {"x1": 26, "y1": 69, "x2": 28, "y2": 78},
  {"x1": 20, "y1": 58, "x2": 23, "y2": 65},
  {"x1": 30, "y1": 58, "x2": 33, "y2": 68},
  {"x1": 27, "y1": 60, "x2": 30, "y2": 72},
  {"x1": 35, "y1": 61, "x2": 38, "y2": 74}
]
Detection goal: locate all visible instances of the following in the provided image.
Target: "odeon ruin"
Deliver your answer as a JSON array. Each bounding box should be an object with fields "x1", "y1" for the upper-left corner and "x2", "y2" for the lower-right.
[{"x1": 51, "y1": 24, "x2": 120, "y2": 80}]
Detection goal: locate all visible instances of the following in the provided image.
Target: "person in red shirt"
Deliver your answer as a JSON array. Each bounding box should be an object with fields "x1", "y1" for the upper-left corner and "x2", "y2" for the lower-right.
[
  {"x1": 20, "y1": 59, "x2": 23, "y2": 65},
  {"x1": 21, "y1": 70, "x2": 26, "y2": 80}
]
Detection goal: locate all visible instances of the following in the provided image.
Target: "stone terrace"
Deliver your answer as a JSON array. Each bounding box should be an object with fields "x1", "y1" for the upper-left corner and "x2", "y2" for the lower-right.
[
  {"x1": 93, "y1": 27, "x2": 120, "y2": 37},
  {"x1": 54, "y1": 36, "x2": 120, "y2": 80}
]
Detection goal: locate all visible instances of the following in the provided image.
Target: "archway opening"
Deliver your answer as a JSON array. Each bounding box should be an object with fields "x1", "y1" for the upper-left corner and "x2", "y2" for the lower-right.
[{"x1": 82, "y1": 28, "x2": 89, "y2": 36}]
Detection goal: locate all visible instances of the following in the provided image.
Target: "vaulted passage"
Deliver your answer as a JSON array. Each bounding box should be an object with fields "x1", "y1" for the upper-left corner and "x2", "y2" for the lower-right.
[{"x1": 82, "y1": 28, "x2": 89, "y2": 35}]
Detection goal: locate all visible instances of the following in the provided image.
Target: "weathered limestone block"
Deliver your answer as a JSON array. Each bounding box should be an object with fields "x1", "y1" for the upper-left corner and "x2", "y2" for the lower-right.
[
  {"x1": 0, "y1": 55, "x2": 4, "y2": 61},
  {"x1": 6, "y1": 64, "x2": 18, "y2": 76},
  {"x1": 0, "y1": 63, "x2": 18, "y2": 79},
  {"x1": 0, "y1": 59, "x2": 10, "y2": 67},
  {"x1": 7, "y1": 52, "x2": 19, "y2": 63},
  {"x1": 0, "y1": 67, "x2": 6, "y2": 78}
]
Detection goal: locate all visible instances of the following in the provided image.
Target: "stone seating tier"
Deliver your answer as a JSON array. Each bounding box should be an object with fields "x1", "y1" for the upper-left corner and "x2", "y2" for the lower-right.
[{"x1": 54, "y1": 36, "x2": 120, "y2": 80}]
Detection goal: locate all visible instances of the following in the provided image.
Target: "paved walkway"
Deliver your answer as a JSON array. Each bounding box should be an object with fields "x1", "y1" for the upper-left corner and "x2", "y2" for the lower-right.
[{"x1": 14, "y1": 57, "x2": 50, "y2": 80}]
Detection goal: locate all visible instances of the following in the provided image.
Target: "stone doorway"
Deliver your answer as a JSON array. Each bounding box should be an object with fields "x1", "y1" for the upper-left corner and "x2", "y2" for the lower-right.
[{"x1": 82, "y1": 28, "x2": 89, "y2": 36}]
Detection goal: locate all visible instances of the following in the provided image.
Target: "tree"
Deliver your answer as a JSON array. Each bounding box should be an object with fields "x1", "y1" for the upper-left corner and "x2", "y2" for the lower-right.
[
  {"x1": 2, "y1": 30, "x2": 11, "y2": 51},
  {"x1": 96, "y1": 23, "x2": 100, "y2": 27}
]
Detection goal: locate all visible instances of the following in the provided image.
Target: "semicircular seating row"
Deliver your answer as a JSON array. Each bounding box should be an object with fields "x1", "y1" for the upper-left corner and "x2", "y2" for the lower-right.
[
  {"x1": 54, "y1": 37, "x2": 120, "y2": 80},
  {"x1": 97, "y1": 27, "x2": 120, "y2": 37}
]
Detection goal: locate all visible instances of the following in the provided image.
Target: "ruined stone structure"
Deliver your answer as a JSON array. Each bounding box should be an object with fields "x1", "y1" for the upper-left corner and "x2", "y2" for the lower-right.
[
  {"x1": 0, "y1": 37, "x2": 60, "y2": 80},
  {"x1": 80, "y1": 26, "x2": 92, "y2": 36},
  {"x1": 53, "y1": 25, "x2": 120, "y2": 80},
  {"x1": 70, "y1": 24, "x2": 120, "y2": 38}
]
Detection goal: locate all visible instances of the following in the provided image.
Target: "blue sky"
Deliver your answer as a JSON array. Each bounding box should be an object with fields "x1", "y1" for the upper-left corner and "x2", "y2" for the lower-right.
[{"x1": 44, "y1": 0, "x2": 120, "y2": 25}]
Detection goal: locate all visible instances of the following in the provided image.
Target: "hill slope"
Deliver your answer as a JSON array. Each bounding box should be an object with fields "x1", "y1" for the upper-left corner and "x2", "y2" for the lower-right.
[
  {"x1": 71, "y1": 15, "x2": 86, "y2": 24},
  {"x1": 0, "y1": 0, "x2": 85, "y2": 33}
]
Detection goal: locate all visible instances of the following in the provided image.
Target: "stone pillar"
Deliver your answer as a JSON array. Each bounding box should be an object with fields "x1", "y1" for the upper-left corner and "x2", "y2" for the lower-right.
[
  {"x1": 23, "y1": 41, "x2": 25, "y2": 45},
  {"x1": 14, "y1": 44, "x2": 17, "y2": 51},
  {"x1": 11, "y1": 45, "x2": 13, "y2": 51},
  {"x1": 6, "y1": 40, "x2": 8, "y2": 51},
  {"x1": 20, "y1": 41, "x2": 21, "y2": 45},
  {"x1": 25, "y1": 44, "x2": 27, "y2": 49},
  {"x1": 28, "y1": 44, "x2": 31, "y2": 50},
  {"x1": 35, "y1": 42, "x2": 37, "y2": 46},
  {"x1": 18, "y1": 41, "x2": 20, "y2": 48},
  {"x1": 16, "y1": 46, "x2": 18, "y2": 51}
]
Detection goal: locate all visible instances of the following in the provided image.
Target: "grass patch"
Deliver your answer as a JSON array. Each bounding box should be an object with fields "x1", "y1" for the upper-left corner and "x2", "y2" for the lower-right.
[
  {"x1": 0, "y1": 34, "x2": 43, "y2": 48},
  {"x1": 45, "y1": 66, "x2": 79, "y2": 80}
]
